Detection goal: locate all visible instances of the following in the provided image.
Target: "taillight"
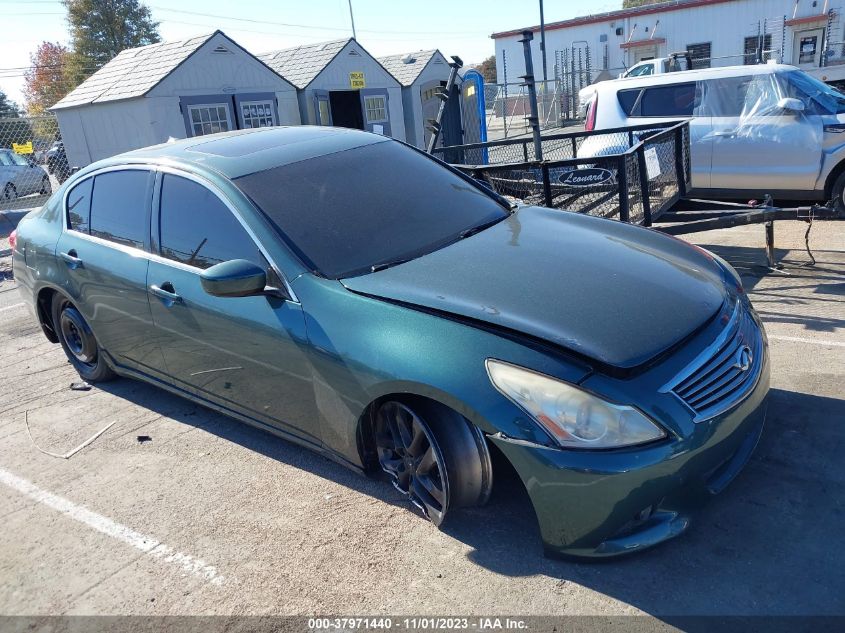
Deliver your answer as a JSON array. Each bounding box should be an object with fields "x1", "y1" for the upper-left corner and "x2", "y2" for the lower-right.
[
  {"x1": 8, "y1": 229, "x2": 16, "y2": 251},
  {"x1": 585, "y1": 96, "x2": 598, "y2": 131}
]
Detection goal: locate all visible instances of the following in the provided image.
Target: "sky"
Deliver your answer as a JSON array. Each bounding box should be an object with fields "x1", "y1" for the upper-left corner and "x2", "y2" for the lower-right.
[{"x1": 0, "y1": 0, "x2": 623, "y2": 108}]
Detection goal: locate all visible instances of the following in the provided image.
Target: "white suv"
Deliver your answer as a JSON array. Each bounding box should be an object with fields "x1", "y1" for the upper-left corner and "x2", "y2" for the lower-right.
[{"x1": 582, "y1": 63, "x2": 845, "y2": 208}]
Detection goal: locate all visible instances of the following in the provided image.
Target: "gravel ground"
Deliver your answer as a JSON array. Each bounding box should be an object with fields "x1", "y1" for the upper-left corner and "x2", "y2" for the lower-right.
[{"x1": 0, "y1": 209, "x2": 843, "y2": 620}]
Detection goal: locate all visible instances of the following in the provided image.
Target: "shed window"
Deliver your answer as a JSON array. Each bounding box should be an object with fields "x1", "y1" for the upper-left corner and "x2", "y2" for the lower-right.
[
  {"x1": 241, "y1": 100, "x2": 275, "y2": 128},
  {"x1": 363, "y1": 96, "x2": 388, "y2": 123},
  {"x1": 188, "y1": 104, "x2": 232, "y2": 136}
]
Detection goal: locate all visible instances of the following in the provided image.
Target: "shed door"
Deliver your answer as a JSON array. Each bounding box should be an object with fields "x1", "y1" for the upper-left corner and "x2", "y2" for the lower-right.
[
  {"x1": 314, "y1": 90, "x2": 332, "y2": 126},
  {"x1": 360, "y1": 89, "x2": 391, "y2": 136}
]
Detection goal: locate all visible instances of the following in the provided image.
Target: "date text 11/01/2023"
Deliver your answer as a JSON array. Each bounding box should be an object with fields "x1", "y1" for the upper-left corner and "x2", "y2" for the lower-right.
[{"x1": 308, "y1": 617, "x2": 529, "y2": 630}]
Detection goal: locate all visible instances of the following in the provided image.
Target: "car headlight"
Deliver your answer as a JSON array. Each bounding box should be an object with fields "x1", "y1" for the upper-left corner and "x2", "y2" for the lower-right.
[{"x1": 486, "y1": 359, "x2": 666, "y2": 449}]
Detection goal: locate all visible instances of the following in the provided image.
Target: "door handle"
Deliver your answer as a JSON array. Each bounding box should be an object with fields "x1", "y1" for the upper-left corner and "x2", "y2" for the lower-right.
[
  {"x1": 712, "y1": 129, "x2": 737, "y2": 138},
  {"x1": 59, "y1": 250, "x2": 83, "y2": 269},
  {"x1": 149, "y1": 283, "x2": 182, "y2": 304}
]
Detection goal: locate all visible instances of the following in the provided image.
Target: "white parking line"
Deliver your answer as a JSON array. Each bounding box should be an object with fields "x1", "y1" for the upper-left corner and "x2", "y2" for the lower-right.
[
  {"x1": 769, "y1": 335, "x2": 845, "y2": 348},
  {"x1": 0, "y1": 466, "x2": 226, "y2": 586},
  {"x1": 0, "y1": 302, "x2": 24, "y2": 313}
]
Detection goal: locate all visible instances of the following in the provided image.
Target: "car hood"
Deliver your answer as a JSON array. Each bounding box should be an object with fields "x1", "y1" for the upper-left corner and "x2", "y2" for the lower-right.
[{"x1": 340, "y1": 207, "x2": 727, "y2": 371}]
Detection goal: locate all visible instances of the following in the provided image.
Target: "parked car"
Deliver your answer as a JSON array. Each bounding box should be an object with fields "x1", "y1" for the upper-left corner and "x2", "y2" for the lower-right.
[
  {"x1": 10, "y1": 127, "x2": 769, "y2": 559},
  {"x1": 581, "y1": 63, "x2": 845, "y2": 209},
  {"x1": 45, "y1": 141, "x2": 72, "y2": 184},
  {"x1": 0, "y1": 148, "x2": 51, "y2": 201}
]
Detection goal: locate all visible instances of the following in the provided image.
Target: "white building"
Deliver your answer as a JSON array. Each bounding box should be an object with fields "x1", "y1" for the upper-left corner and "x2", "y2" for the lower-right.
[
  {"x1": 378, "y1": 50, "x2": 454, "y2": 148},
  {"x1": 492, "y1": 0, "x2": 845, "y2": 85},
  {"x1": 52, "y1": 31, "x2": 301, "y2": 167},
  {"x1": 258, "y1": 39, "x2": 406, "y2": 142}
]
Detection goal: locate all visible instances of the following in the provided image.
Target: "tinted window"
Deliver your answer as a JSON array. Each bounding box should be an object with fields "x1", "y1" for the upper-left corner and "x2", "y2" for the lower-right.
[
  {"x1": 159, "y1": 174, "x2": 262, "y2": 270},
  {"x1": 618, "y1": 89, "x2": 641, "y2": 115},
  {"x1": 89, "y1": 171, "x2": 149, "y2": 249},
  {"x1": 627, "y1": 63, "x2": 654, "y2": 77},
  {"x1": 234, "y1": 140, "x2": 509, "y2": 279},
  {"x1": 639, "y1": 83, "x2": 697, "y2": 117},
  {"x1": 67, "y1": 178, "x2": 93, "y2": 233}
]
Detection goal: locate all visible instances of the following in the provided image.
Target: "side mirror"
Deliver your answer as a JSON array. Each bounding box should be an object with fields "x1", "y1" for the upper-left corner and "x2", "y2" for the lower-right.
[
  {"x1": 777, "y1": 97, "x2": 805, "y2": 113},
  {"x1": 200, "y1": 259, "x2": 267, "y2": 298}
]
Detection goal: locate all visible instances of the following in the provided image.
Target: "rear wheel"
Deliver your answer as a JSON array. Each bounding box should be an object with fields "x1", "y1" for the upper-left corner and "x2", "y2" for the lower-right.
[
  {"x1": 2, "y1": 183, "x2": 16, "y2": 202},
  {"x1": 51, "y1": 294, "x2": 115, "y2": 383},
  {"x1": 374, "y1": 400, "x2": 492, "y2": 526}
]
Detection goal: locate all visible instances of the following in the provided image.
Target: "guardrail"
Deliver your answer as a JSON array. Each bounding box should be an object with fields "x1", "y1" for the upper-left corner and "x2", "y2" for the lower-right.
[{"x1": 432, "y1": 120, "x2": 691, "y2": 226}]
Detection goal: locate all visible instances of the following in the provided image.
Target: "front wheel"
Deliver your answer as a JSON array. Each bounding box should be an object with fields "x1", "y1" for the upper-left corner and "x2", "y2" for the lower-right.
[
  {"x1": 40, "y1": 176, "x2": 52, "y2": 195},
  {"x1": 51, "y1": 294, "x2": 116, "y2": 383},
  {"x1": 830, "y1": 170, "x2": 845, "y2": 217},
  {"x1": 374, "y1": 400, "x2": 492, "y2": 526}
]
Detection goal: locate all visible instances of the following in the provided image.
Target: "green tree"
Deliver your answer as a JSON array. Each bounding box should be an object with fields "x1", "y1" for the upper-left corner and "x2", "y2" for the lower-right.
[
  {"x1": 0, "y1": 90, "x2": 21, "y2": 118},
  {"x1": 476, "y1": 55, "x2": 497, "y2": 83},
  {"x1": 0, "y1": 90, "x2": 34, "y2": 149},
  {"x1": 63, "y1": 0, "x2": 161, "y2": 86},
  {"x1": 622, "y1": 0, "x2": 661, "y2": 7}
]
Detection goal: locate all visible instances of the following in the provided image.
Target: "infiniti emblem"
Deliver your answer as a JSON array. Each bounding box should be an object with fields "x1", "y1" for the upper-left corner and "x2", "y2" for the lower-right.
[{"x1": 733, "y1": 345, "x2": 753, "y2": 372}]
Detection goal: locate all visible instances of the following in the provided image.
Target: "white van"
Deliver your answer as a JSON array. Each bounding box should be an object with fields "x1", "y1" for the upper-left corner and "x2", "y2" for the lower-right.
[{"x1": 582, "y1": 63, "x2": 845, "y2": 208}]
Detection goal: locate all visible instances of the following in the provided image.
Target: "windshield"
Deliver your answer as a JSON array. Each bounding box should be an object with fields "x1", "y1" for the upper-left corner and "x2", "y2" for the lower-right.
[
  {"x1": 781, "y1": 70, "x2": 845, "y2": 114},
  {"x1": 234, "y1": 140, "x2": 510, "y2": 279}
]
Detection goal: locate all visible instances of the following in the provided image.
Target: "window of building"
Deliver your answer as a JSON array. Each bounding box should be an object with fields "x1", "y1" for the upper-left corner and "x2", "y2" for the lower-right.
[
  {"x1": 240, "y1": 101, "x2": 275, "y2": 128},
  {"x1": 686, "y1": 42, "x2": 712, "y2": 69},
  {"x1": 66, "y1": 177, "x2": 93, "y2": 233},
  {"x1": 158, "y1": 174, "x2": 263, "y2": 270},
  {"x1": 744, "y1": 34, "x2": 773, "y2": 64},
  {"x1": 363, "y1": 96, "x2": 388, "y2": 123},
  {"x1": 89, "y1": 171, "x2": 149, "y2": 249},
  {"x1": 188, "y1": 104, "x2": 232, "y2": 136}
]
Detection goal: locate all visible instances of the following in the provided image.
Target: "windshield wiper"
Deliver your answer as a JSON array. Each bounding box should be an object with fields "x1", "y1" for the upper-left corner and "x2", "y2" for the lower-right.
[
  {"x1": 459, "y1": 215, "x2": 508, "y2": 240},
  {"x1": 370, "y1": 256, "x2": 415, "y2": 273}
]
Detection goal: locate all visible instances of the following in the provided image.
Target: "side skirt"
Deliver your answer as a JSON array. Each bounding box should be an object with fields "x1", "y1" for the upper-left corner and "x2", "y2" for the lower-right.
[{"x1": 107, "y1": 356, "x2": 367, "y2": 476}]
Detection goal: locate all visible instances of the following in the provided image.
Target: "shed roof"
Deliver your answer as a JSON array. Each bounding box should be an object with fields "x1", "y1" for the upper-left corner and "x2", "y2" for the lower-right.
[
  {"x1": 257, "y1": 39, "x2": 350, "y2": 89},
  {"x1": 377, "y1": 50, "x2": 441, "y2": 87},
  {"x1": 53, "y1": 32, "x2": 221, "y2": 110},
  {"x1": 52, "y1": 30, "x2": 292, "y2": 110}
]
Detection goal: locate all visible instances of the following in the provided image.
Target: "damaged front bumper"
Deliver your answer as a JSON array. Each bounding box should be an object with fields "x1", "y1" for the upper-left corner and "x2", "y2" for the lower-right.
[{"x1": 489, "y1": 354, "x2": 770, "y2": 560}]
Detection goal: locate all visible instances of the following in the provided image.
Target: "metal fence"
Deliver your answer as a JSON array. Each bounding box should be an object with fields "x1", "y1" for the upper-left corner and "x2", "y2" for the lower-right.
[
  {"x1": 1, "y1": 115, "x2": 67, "y2": 210},
  {"x1": 433, "y1": 121, "x2": 690, "y2": 226}
]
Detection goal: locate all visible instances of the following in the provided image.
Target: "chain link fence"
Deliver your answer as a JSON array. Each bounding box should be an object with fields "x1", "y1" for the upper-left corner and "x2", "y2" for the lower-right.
[
  {"x1": 1, "y1": 115, "x2": 68, "y2": 211},
  {"x1": 433, "y1": 121, "x2": 690, "y2": 225}
]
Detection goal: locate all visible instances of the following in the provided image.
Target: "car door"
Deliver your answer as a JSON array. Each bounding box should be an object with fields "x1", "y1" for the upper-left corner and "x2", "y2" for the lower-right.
[
  {"x1": 54, "y1": 168, "x2": 165, "y2": 373},
  {"x1": 0, "y1": 151, "x2": 13, "y2": 199},
  {"x1": 146, "y1": 171, "x2": 319, "y2": 444},
  {"x1": 7, "y1": 150, "x2": 38, "y2": 196},
  {"x1": 706, "y1": 73, "x2": 819, "y2": 192}
]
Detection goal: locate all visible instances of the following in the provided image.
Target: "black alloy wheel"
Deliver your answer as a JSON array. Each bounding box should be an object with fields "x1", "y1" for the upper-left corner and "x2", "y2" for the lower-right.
[{"x1": 375, "y1": 401, "x2": 450, "y2": 525}]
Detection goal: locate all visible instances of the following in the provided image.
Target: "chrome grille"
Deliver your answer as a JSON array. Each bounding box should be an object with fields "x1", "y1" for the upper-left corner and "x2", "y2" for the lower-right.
[{"x1": 667, "y1": 303, "x2": 763, "y2": 422}]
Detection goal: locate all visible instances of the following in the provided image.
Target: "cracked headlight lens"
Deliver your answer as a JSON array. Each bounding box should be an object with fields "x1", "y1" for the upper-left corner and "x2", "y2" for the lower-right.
[{"x1": 486, "y1": 359, "x2": 666, "y2": 449}]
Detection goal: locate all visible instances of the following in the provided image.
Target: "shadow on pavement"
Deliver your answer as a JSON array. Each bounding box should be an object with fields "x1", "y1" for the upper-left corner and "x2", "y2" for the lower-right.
[{"x1": 97, "y1": 373, "x2": 845, "y2": 616}]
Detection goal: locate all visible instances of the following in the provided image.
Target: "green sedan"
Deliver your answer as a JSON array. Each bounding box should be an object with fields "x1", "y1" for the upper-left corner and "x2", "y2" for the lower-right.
[{"x1": 10, "y1": 127, "x2": 769, "y2": 559}]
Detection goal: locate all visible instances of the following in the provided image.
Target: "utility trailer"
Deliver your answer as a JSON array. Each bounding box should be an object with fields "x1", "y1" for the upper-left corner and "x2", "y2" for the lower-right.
[{"x1": 431, "y1": 120, "x2": 841, "y2": 267}]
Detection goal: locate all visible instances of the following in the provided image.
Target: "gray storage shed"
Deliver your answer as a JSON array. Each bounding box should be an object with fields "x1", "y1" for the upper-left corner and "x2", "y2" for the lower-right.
[
  {"x1": 258, "y1": 39, "x2": 405, "y2": 142},
  {"x1": 51, "y1": 31, "x2": 301, "y2": 167},
  {"x1": 378, "y1": 50, "x2": 454, "y2": 149}
]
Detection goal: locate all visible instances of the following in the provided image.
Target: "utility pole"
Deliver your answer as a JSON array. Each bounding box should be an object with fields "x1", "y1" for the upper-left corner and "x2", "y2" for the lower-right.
[
  {"x1": 539, "y1": 0, "x2": 548, "y2": 82},
  {"x1": 348, "y1": 0, "x2": 357, "y2": 40}
]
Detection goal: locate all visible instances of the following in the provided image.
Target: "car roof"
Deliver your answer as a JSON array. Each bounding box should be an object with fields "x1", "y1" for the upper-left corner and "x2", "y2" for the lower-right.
[
  {"x1": 596, "y1": 63, "x2": 797, "y2": 92},
  {"x1": 89, "y1": 126, "x2": 389, "y2": 179}
]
